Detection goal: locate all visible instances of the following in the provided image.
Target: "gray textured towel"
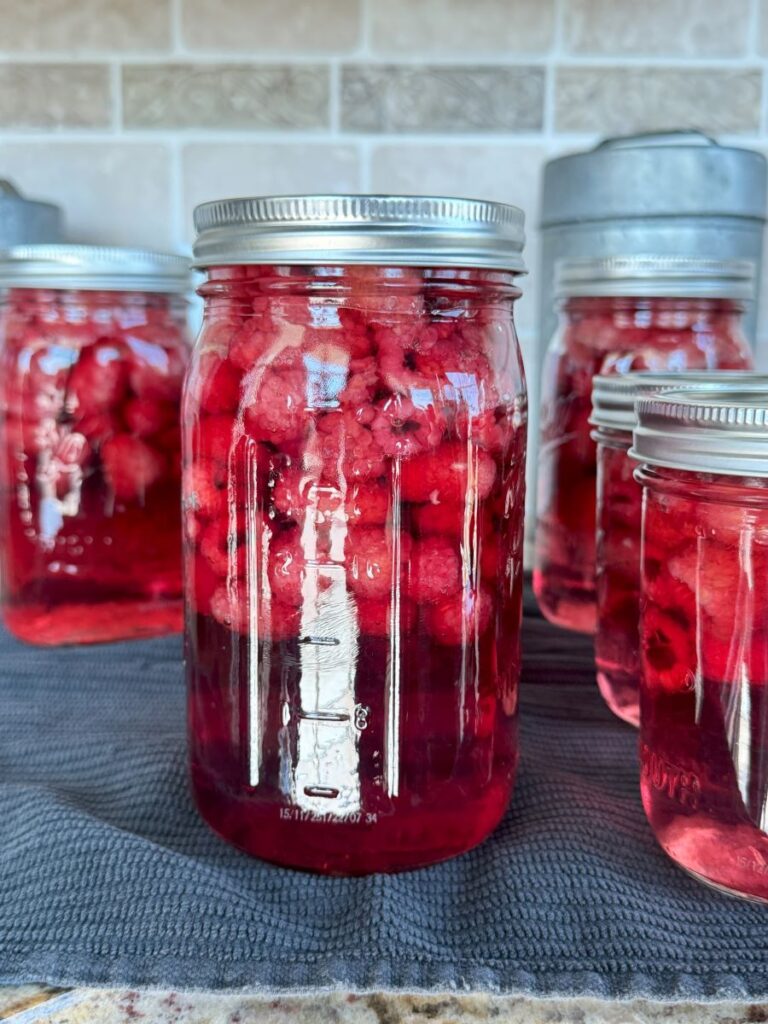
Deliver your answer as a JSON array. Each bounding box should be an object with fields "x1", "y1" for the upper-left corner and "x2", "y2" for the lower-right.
[{"x1": 0, "y1": 589, "x2": 766, "y2": 1000}]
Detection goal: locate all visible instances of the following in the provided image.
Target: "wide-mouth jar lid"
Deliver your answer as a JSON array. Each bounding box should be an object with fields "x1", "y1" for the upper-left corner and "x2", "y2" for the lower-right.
[
  {"x1": 0, "y1": 244, "x2": 192, "y2": 293},
  {"x1": 556, "y1": 255, "x2": 754, "y2": 300},
  {"x1": 591, "y1": 371, "x2": 768, "y2": 432},
  {"x1": 192, "y1": 194, "x2": 527, "y2": 272},
  {"x1": 631, "y1": 385, "x2": 768, "y2": 477}
]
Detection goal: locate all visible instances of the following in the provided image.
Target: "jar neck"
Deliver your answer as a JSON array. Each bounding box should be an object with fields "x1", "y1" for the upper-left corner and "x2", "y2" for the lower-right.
[
  {"x1": 560, "y1": 295, "x2": 745, "y2": 330},
  {"x1": 593, "y1": 425, "x2": 633, "y2": 450},
  {"x1": 636, "y1": 464, "x2": 768, "y2": 502},
  {"x1": 199, "y1": 263, "x2": 522, "y2": 314}
]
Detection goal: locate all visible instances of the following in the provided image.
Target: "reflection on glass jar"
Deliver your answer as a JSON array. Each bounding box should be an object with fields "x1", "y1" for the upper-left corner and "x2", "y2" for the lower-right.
[
  {"x1": 633, "y1": 386, "x2": 768, "y2": 901},
  {"x1": 0, "y1": 247, "x2": 191, "y2": 645},
  {"x1": 184, "y1": 196, "x2": 528, "y2": 874},
  {"x1": 534, "y1": 257, "x2": 754, "y2": 636}
]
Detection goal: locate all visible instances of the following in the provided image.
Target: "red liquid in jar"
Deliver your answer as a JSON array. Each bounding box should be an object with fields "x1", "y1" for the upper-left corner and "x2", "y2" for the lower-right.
[
  {"x1": 184, "y1": 264, "x2": 526, "y2": 874},
  {"x1": 534, "y1": 297, "x2": 752, "y2": 634},
  {"x1": 640, "y1": 470, "x2": 768, "y2": 900},
  {"x1": 0, "y1": 288, "x2": 188, "y2": 644},
  {"x1": 595, "y1": 432, "x2": 642, "y2": 725}
]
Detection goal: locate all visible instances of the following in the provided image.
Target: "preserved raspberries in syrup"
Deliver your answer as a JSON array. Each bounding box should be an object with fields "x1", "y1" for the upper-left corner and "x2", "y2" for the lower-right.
[{"x1": 184, "y1": 261, "x2": 528, "y2": 874}]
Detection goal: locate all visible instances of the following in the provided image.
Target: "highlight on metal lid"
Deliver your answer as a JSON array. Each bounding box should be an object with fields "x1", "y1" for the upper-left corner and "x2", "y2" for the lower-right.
[
  {"x1": 192, "y1": 193, "x2": 527, "y2": 272},
  {"x1": 0, "y1": 244, "x2": 192, "y2": 293},
  {"x1": 590, "y1": 371, "x2": 768, "y2": 433},
  {"x1": 631, "y1": 384, "x2": 768, "y2": 477},
  {"x1": 555, "y1": 254, "x2": 755, "y2": 300}
]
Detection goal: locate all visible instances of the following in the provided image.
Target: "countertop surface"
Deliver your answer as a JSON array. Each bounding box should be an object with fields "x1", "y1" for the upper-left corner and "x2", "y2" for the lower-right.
[{"x1": 0, "y1": 987, "x2": 767, "y2": 1023}]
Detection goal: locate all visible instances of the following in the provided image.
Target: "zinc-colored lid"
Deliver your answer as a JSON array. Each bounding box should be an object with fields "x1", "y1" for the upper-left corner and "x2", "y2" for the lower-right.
[
  {"x1": 0, "y1": 244, "x2": 192, "y2": 293},
  {"x1": 192, "y1": 194, "x2": 527, "y2": 272},
  {"x1": 631, "y1": 385, "x2": 768, "y2": 477}
]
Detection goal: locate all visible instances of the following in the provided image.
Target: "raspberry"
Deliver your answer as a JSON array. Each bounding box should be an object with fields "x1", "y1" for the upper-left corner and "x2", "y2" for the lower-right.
[
  {"x1": 413, "y1": 501, "x2": 464, "y2": 539},
  {"x1": 268, "y1": 532, "x2": 306, "y2": 605},
  {"x1": 409, "y1": 537, "x2": 462, "y2": 604},
  {"x1": 192, "y1": 553, "x2": 220, "y2": 616},
  {"x1": 244, "y1": 368, "x2": 308, "y2": 445},
  {"x1": 123, "y1": 397, "x2": 177, "y2": 439},
  {"x1": 669, "y1": 545, "x2": 737, "y2": 621},
  {"x1": 348, "y1": 527, "x2": 411, "y2": 600},
  {"x1": 337, "y1": 356, "x2": 378, "y2": 409},
  {"x1": 346, "y1": 481, "x2": 389, "y2": 526},
  {"x1": 101, "y1": 434, "x2": 165, "y2": 502},
  {"x1": 401, "y1": 441, "x2": 496, "y2": 503},
  {"x1": 127, "y1": 340, "x2": 187, "y2": 402},
  {"x1": 182, "y1": 459, "x2": 227, "y2": 519},
  {"x1": 346, "y1": 265, "x2": 424, "y2": 318},
  {"x1": 210, "y1": 582, "x2": 301, "y2": 640},
  {"x1": 228, "y1": 315, "x2": 276, "y2": 373},
  {"x1": 453, "y1": 404, "x2": 515, "y2": 453},
  {"x1": 356, "y1": 597, "x2": 416, "y2": 636},
  {"x1": 702, "y1": 631, "x2": 768, "y2": 686},
  {"x1": 371, "y1": 394, "x2": 445, "y2": 459},
  {"x1": 313, "y1": 410, "x2": 386, "y2": 480},
  {"x1": 644, "y1": 565, "x2": 696, "y2": 623},
  {"x1": 376, "y1": 322, "x2": 435, "y2": 393},
  {"x1": 426, "y1": 585, "x2": 493, "y2": 646},
  {"x1": 198, "y1": 355, "x2": 242, "y2": 416},
  {"x1": 73, "y1": 410, "x2": 121, "y2": 448},
  {"x1": 337, "y1": 307, "x2": 373, "y2": 358},
  {"x1": 641, "y1": 605, "x2": 696, "y2": 695},
  {"x1": 199, "y1": 519, "x2": 246, "y2": 579},
  {"x1": 66, "y1": 338, "x2": 129, "y2": 414}
]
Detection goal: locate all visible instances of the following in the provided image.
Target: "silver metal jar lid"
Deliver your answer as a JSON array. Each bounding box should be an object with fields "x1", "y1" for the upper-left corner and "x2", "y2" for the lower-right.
[
  {"x1": 556, "y1": 255, "x2": 754, "y2": 300},
  {"x1": 631, "y1": 385, "x2": 768, "y2": 477},
  {"x1": 591, "y1": 371, "x2": 768, "y2": 432},
  {"x1": 542, "y1": 132, "x2": 767, "y2": 226},
  {"x1": 192, "y1": 194, "x2": 527, "y2": 272},
  {"x1": 0, "y1": 244, "x2": 192, "y2": 293}
]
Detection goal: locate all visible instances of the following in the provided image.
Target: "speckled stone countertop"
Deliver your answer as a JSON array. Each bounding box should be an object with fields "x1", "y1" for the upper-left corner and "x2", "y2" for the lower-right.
[{"x1": 0, "y1": 987, "x2": 766, "y2": 1023}]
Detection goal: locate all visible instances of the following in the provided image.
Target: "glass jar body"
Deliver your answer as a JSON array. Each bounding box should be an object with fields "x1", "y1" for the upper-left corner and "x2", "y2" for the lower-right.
[
  {"x1": 534, "y1": 296, "x2": 753, "y2": 634},
  {"x1": 639, "y1": 466, "x2": 768, "y2": 901},
  {"x1": 0, "y1": 287, "x2": 189, "y2": 644},
  {"x1": 183, "y1": 263, "x2": 527, "y2": 875},
  {"x1": 595, "y1": 427, "x2": 641, "y2": 725}
]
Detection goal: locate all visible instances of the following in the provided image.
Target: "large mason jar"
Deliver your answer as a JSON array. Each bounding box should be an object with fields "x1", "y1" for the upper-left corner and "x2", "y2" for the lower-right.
[
  {"x1": 0, "y1": 245, "x2": 191, "y2": 645},
  {"x1": 183, "y1": 195, "x2": 528, "y2": 874},
  {"x1": 534, "y1": 256, "x2": 754, "y2": 635},
  {"x1": 633, "y1": 385, "x2": 768, "y2": 901}
]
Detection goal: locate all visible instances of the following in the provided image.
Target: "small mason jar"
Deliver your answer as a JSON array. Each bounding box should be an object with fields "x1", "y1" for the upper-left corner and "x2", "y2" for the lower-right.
[
  {"x1": 632, "y1": 385, "x2": 768, "y2": 901},
  {"x1": 184, "y1": 195, "x2": 528, "y2": 875},
  {"x1": 0, "y1": 246, "x2": 191, "y2": 644},
  {"x1": 591, "y1": 371, "x2": 766, "y2": 727},
  {"x1": 534, "y1": 257, "x2": 754, "y2": 635}
]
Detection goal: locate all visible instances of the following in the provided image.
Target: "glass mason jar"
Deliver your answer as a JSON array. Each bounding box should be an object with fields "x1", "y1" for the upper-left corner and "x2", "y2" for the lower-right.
[
  {"x1": 534, "y1": 257, "x2": 754, "y2": 635},
  {"x1": 0, "y1": 246, "x2": 191, "y2": 644},
  {"x1": 591, "y1": 370, "x2": 766, "y2": 727},
  {"x1": 633, "y1": 385, "x2": 768, "y2": 901},
  {"x1": 184, "y1": 195, "x2": 528, "y2": 875}
]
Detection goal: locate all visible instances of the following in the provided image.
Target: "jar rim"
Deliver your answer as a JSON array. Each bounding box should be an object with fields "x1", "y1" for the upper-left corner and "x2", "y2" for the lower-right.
[
  {"x1": 555, "y1": 255, "x2": 755, "y2": 300},
  {"x1": 630, "y1": 384, "x2": 768, "y2": 477},
  {"x1": 192, "y1": 194, "x2": 527, "y2": 273},
  {"x1": 590, "y1": 371, "x2": 768, "y2": 432}
]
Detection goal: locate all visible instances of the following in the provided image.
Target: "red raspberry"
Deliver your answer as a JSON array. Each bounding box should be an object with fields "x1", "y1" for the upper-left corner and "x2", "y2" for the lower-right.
[
  {"x1": 348, "y1": 527, "x2": 411, "y2": 600},
  {"x1": 210, "y1": 582, "x2": 301, "y2": 640},
  {"x1": 271, "y1": 468, "x2": 340, "y2": 523},
  {"x1": 182, "y1": 459, "x2": 227, "y2": 519},
  {"x1": 123, "y1": 397, "x2": 177, "y2": 439},
  {"x1": 66, "y1": 338, "x2": 129, "y2": 414},
  {"x1": 199, "y1": 519, "x2": 247, "y2": 578},
  {"x1": 412, "y1": 501, "x2": 464, "y2": 539},
  {"x1": 453, "y1": 404, "x2": 517, "y2": 453},
  {"x1": 337, "y1": 307, "x2": 373, "y2": 358},
  {"x1": 127, "y1": 339, "x2": 187, "y2": 402},
  {"x1": 313, "y1": 410, "x2": 386, "y2": 480},
  {"x1": 101, "y1": 434, "x2": 165, "y2": 502},
  {"x1": 426, "y1": 585, "x2": 493, "y2": 646},
  {"x1": 197, "y1": 355, "x2": 241, "y2": 416},
  {"x1": 702, "y1": 631, "x2": 768, "y2": 686},
  {"x1": 401, "y1": 441, "x2": 496, "y2": 503},
  {"x1": 192, "y1": 553, "x2": 220, "y2": 616},
  {"x1": 641, "y1": 605, "x2": 696, "y2": 694},
  {"x1": 337, "y1": 356, "x2": 379, "y2": 409},
  {"x1": 371, "y1": 394, "x2": 445, "y2": 459},
  {"x1": 356, "y1": 597, "x2": 416, "y2": 636},
  {"x1": 268, "y1": 532, "x2": 307, "y2": 605},
  {"x1": 244, "y1": 368, "x2": 308, "y2": 445},
  {"x1": 409, "y1": 537, "x2": 462, "y2": 603},
  {"x1": 228, "y1": 314, "x2": 276, "y2": 373},
  {"x1": 346, "y1": 265, "x2": 425, "y2": 318},
  {"x1": 346, "y1": 481, "x2": 389, "y2": 526},
  {"x1": 73, "y1": 411, "x2": 121, "y2": 448}
]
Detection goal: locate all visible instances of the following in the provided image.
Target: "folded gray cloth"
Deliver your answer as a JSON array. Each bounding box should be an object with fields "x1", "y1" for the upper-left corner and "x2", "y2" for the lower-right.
[{"x1": 0, "y1": 589, "x2": 766, "y2": 999}]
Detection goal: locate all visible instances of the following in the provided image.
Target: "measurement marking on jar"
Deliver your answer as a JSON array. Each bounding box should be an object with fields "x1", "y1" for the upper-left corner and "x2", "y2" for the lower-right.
[
  {"x1": 303, "y1": 785, "x2": 340, "y2": 799},
  {"x1": 640, "y1": 744, "x2": 701, "y2": 810},
  {"x1": 279, "y1": 807, "x2": 378, "y2": 824},
  {"x1": 299, "y1": 635, "x2": 340, "y2": 646},
  {"x1": 298, "y1": 709, "x2": 350, "y2": 723}
]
